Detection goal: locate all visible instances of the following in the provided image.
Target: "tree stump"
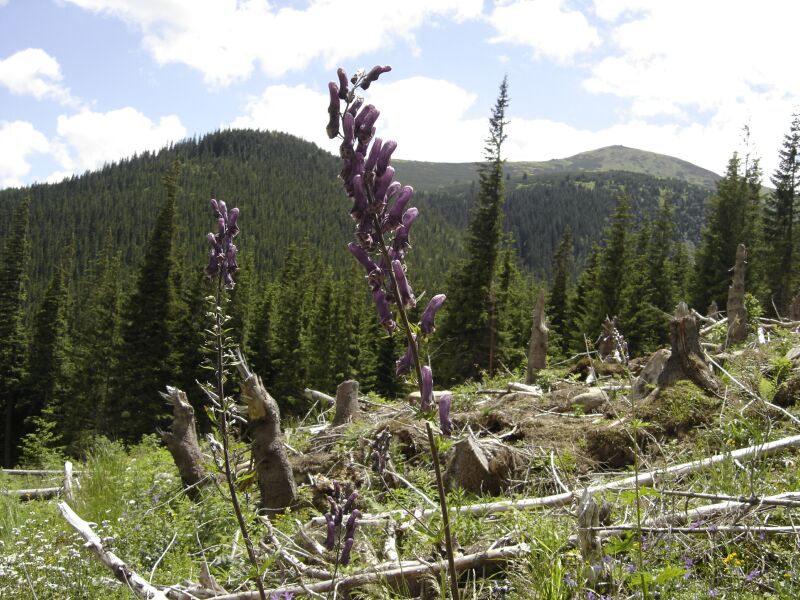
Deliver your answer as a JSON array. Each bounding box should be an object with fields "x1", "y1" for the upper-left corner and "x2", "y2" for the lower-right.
[
  {"x1": 707, "y1": 300, "x2": 719, "y2": 319},
  {"x1": 657, "y1": 303, "x2": 719, "y2": 394},
  {"x1": 630, "y1": 349, "x2": 671, "y2": 401},
  {"x1": 159, "y1": 386, "x2": 208, "y2": 500},
  {"x1": 789, "y1": 293, "x2": 800, "y2": 322},
  {"x1": 526, "y1": 289, "x2": 548, "y2": 383},
  {"x1": 332, "y1": 380, "x2": 360, "y2": 426},
  {"x1": 234, "y1": 350, "x2": 296, "y2": 512},
  {"x1": 726, "y1": 243, "x2": 748, "y2": 345}
]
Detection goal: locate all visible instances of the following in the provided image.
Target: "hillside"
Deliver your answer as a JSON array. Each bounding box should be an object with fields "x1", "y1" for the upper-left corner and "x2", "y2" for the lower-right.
[
  {"x1": 396, "y1": 145, "x2": 720, "y2": 191},
  {"x1": 0, "y1": 131, "x2": 712, "y2": 301}
]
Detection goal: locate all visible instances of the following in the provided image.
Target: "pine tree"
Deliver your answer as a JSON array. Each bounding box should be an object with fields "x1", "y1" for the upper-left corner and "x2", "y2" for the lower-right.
[
  {"x1": 437, "y1": 76, "x2": 509, "y2": 383},
  {"x1": 249, "y1": 282, "x2": 276, "y2": 390},
  {"x1": 0, "y1": 198, "x2": 30, "y2": 467},
  {"x1": 564, "y1": 246, "x2": 601, "y2": 354},
  {"x1": 764, "y1": 114, "x2": 799, "y2": 314},
  {"x1": 547, "y1": 226, "x2": 573, "y2": 356},
  {"x1": 114, "y1": 162, "x2": 181, "y2": 441},
  {"x1": 596, "y1": 193, "x2": 633, "y2": 321},
  {"x1": 303, "y1": 272, "x2": 336, "y2": 393}
]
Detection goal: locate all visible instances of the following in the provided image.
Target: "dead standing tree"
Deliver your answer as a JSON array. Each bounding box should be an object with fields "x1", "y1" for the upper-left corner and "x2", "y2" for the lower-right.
[
  {"x1": 726, "y1": 243, "x2": 748, "y2": 346},
  {"x1": 657, "y1": 302, "x2": 720, "y2": 394},
  {"x1": 234, "y1": 349, "x2": 296, "y2": 512},
  {"x1": 159, "y1": 386, "x2": 208, "y2": 500},
  {"x1": 526, "y1": 289, "x2": 548, "y2": 384}
]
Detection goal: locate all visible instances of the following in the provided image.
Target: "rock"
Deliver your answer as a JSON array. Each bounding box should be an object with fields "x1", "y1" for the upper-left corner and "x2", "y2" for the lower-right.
[
  {"x1": 565, "y1": 388, "x2": 608, "y2": 413},
  {"x1": 631, "y1": 349, "x2": 671, "y2": 401}
]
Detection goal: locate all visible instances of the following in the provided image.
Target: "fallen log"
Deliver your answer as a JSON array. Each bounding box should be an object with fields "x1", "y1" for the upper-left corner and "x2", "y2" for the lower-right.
[
  {"x1": 207, "y1": 543, "x2": 530, "y2": 599},
  {"x1": 58, "y1": 501, "x2": 169, "y2": 600},
  {"x1": 309, "y1": 433, "x2": 800, "y2": 527},
  {"x1": 4, "y1": 487, "x2": 61, "y2": 500},
  {"x1": 1, "y1": 468, "x2": 81, "y2": 475}
]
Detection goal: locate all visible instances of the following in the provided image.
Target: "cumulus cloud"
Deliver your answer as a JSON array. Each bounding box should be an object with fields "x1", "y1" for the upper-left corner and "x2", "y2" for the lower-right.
[
  {"x1": 55, "y1": 107, "x2": 187, "y2": 173},
  {"x1": 487, "y1": 0, "x2": 600, "y2": 63},
  {"x1": 0, "y1": 48, "x2": 80, "y2": 106},
  {"x1": 64, "y1": 0, "x2": 483, "y2": 86},
  {"x1": 0, "y1": 121, "x2": 50, "y2": 188}
]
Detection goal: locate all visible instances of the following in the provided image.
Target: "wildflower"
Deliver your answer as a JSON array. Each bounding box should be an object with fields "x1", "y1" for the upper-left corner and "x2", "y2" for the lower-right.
[
  {"x1": 391, "y1": 260, "x2": 415, "y2": 308},
  {"x1": 438, "y1": 392, "x2": 453, "y2": 437},
  {"x1": 746, "y1": 569, "x2": 760, "y2": 582},
  {"x1": 361, "y1": 64, "x2": 391, "y2": 89},
  {"x1": 396, "y1": 334, "x2": 416, "y2": 376},
  {"x1": 421, "y1": 365, "x2": 434, "y2": 411},
  {"x1": 205, "y1": 199, "x2": 240, "y2": 289},
  {"x1": 420, "y1": 294, "x2": 446, "y2": 336}
]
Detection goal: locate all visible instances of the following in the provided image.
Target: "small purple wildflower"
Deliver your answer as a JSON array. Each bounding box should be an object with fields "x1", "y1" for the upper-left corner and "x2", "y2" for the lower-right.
[
  {"x1": 421, "y1": 365, "x2": 434, "y2": 411},
  {"x1": 322, "y1": 481, "x2": 360, "y2": 565},
  {"x1": 746, "y1": 569, "x2": 760, "y2": 582},
  {"x1": 420, "y1": 294, "x2": 446, "y2": 336},
  {"x1": 438, "y1": 392, "x2": 453, "y2": 437},
  {"x1": 396, "y1": 334, "x2": 417, "y2": 376}
]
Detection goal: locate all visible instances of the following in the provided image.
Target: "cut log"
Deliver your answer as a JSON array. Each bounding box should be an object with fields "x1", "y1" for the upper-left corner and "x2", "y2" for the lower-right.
[
  {"x1": 4, "y1": 487, "x2": 61, "y2": 500},
  {"x1": 630, "y1": 349, "x2": 670, "y2": 401},
  {"x1": 331, "y1": 380, "x2": 360, "y2": 426},
  {"x1": 657, "y1": 303, "x2": 720, "y2": 394},
  {"x1": 234, "y1": 350, "x2": 296, "y2": 512},
  {"x1": 526, "y1": 289, "x2": 548, "y2": 383},
  {"x1": 58, "y1": 501, "x2": 169, "y2": 600},
  {"x1": 726, "y1": 243, "x2": 748, "y2": 345},
  {"x1": 159, "y1": 386, "x2": 208, "y2": 501}
]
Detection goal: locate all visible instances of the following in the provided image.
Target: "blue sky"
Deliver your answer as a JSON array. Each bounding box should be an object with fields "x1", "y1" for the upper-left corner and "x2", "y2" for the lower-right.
[{"x1": 1, "y1": 0, "x2": 798, "y2": 189}]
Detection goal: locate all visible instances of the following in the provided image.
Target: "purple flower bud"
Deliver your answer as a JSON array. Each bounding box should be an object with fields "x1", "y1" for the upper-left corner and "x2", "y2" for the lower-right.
[
  {"x1": 210, "y1": 198, "x2": 220, "y2": 216},
  {"x1": 340, "y1": 537, "x2": 355, "y2": 566},
  {"x1": 420, "y1": 294, "x2": 446, "y2": 336},
  {"x1": 438, "y1": 392, "x2": 453, "y2": 437},
  {"x1": 345, "y1": 509, "x2": 361, "y2": 537},
  {"x1": 421, "y1": 365, "x2": 434, "y2": 411},
  {"x1": 372, "y1": 288, "x2": 397, "y2": 333},
  {"x1": 348, "y1": 241, "x2": 378, "y2": 274},
  {"x1": 392, "y1": 226, "x2": 410, "y2": 261},
  {"x1": 228, "y1": 207, "x2": 239, "y2": 236},
  {"x1": 372, "y1": 166, "x2": 395, "y2": 203},
  {"x1": 353, "y1": 104, "x2": 374, "y2": 136},
  {"x1": 402, "y1": 207, "x2": 419, "y2": 230},
  {"x1": 337, "y1": 67, "x2": 349, "y2": 100},
  {"x1": 392, "y1": 260, "x2": 415, "y2": 309},
  {"x1": 361, "y1": 65, "x2": 392, "y2": 89},
  {"x1": 347, "y1": 96, "x2": 364, "y2": 117},
  {"x1": 343, "y1": 491, "x2": 359, "y2": 514},
  {"x1": 324, "y1": 512, "x2": 336, "y2": 551},
  {"x1": 365, "y1": 138, "x2": 382, "y2": 173},
  {"x1": 396, "y1": 334, "x2": 417, "y2": 376},
  {"x1": 342, "y1": 112, "x2": 355, "y2": 146},
  {"x1": 351, "y1": 174, "x2": 368, "y2": 222},
  {"x1": 384, "y1": 185, "x2": 413, "y2": 231},
  {"x1": 357, "y1": 109, "x2": 379, "y2": 145},
  {"x1": 377, "y1": 140, "x2": 397, "y2": 175},
  {"x1": 218, "y1": 217, "x2": 226, "y2": 237},
  {"x1": 327, "y1": 82, "x2": 340, "y2": 139},
  {"x1": 217, "y1": 200, "x2": 228, "y2": 223}
]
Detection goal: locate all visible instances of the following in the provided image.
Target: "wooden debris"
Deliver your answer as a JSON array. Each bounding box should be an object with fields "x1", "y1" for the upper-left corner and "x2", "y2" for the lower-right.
[
  {"x1": 234, "y1": 350, "x2": 296, "y2": 512},
  {"x1": 58, "y1": 501, "x2": 169, "y2": 600},
  {"x1": 706, "y1": 300, "x2": 719, "y2": 319},
  {"x1": 331, "y1": 380, "x2": 360, "y2": 426},
  {"x1": 657, "y1": 303, "x2": 720, "y2": 394},
  {"x1": 630, "y1": 349, "x2": 670, "y2": 401},
  {"x1": 159, "y1": 386, "x2": 208, "y2": 501},
  {"x1": 62, "y1": 460, "x2": 75, "y2": 505},
  {"x1": 303, "y1": 388, "x2": 334, "y2": 405},
  {"x1": 526, "y1": 288, "x2": 548, "y2": 383},
  {"x1": 726, "y1": 243, "x2": 748, "y2": 345}
]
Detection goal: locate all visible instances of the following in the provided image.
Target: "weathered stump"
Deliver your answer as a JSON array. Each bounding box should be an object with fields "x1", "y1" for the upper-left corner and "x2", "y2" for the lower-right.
[
  {"x1": 630, "y1": 349, "x2": 671, "y2": 401},
  {"x1": 597, "y1": 317, "x2": 616, "y2": 360},
  {"x1": 332, "y1": 380, "x2": 360, "y2": 426},
  {"x1": 707, "y1": 300, "x2": 719, "y2": 319},
  {"x1": 235, "y1": 350, "x2": 297, "y2": 512},
  {"x1": 657, "y1": 303, "x2": 719, "y2": 394},
  {"x1": 790, "y1": 293, "x2": 800, "y2": 322},
  {"x1": 726, "y1": 243, "x2": 748, "y2": 345},
  {"x1": 577, "y1": 491, "x2": 609, "y2": 591},
  {"x1": 159, "y1": 386, "x2": 208, "y2": 500},
  {"x1": 526, "y1": 289, "x2": 549, "y2": 383}
]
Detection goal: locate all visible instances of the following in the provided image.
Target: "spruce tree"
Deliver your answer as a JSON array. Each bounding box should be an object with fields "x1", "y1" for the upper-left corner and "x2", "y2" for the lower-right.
[
  {"x1": 596, "y1": 193, "x2": 633, "y2": 321},
  {"x1": 438, "y1": 76, "x2": 509, "y2": 383},
  {"x1": 764, "y1": 114, "x2": 799, "y2": 314},
  {"x1": 114, "y1": 162, "x2": 181, "y2": 441},
  {"x1": 0, "y1": 198, "x2": 30, "y2": 467},
  {"x1": 249, "y1": 283, "x2": 276, "y2": 390},
  {"x1": 547, "y1": 226, "x2": 573, "y2": 355}
]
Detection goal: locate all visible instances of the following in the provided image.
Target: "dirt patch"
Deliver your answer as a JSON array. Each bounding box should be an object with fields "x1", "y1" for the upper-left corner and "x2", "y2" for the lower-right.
[{"x1": 638, "y1": 381, "x2": 720, "y2": 436}]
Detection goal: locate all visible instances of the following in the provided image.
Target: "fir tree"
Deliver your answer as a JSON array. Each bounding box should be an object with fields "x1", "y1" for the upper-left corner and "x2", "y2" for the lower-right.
[
  {"x1": 547, "y1": 226, "x2": 573, "y2": 356},
  {"x1": 0, "y1": 198, "x2": 30, "y2": 467},
  {"x1": 438, "y1": 76, "x2": 509, "y2": 383},
  {"x1": 596, "y1": 193, "x2": 633, "y2": 321},
  {"x1": 764, "y1": 114, "x2": 799, "y2": 314},
  {"x1": 114, "y1": 162, "x2": 181, "y2": 441}
]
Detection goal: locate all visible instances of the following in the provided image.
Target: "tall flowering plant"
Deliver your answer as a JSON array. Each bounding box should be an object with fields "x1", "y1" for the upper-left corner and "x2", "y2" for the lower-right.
[{"x1": 327, "y1": 66, "x2": 458, "y2": 599}]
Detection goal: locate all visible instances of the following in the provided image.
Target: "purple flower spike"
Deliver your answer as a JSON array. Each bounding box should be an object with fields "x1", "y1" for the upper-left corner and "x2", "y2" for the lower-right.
[
  {"x1": 372, "y1": 288, "x2": 397, "y2": 333},
  {"x1": 345, "y1": 510, "x2": 361, "y2": 536},
  {"x1": 377, "y1": 140, "x2": 397, "y2": 175},
  {"x1": 373, "y1": 166, "x2": 395, "y2": 202},
  {"x1": 361, "y1": 65, "x2": 392, "y2": 89},
  {"x1": 420, "y1": 294, "x2": 446, "y2": 336},
  {"x1": 340, "y1": 537, "x2": 355, "y2": 566},
  {"x1": 392, "y1": 259, "x2": 415, "y2": 309},
  {"x1": 396, "y1": 334, "x2": 417, "y2": 376},
  {"x1": 348, "y1": 241, "x2": 378, "y2": 274},
  {"x1": 438, "y1": 392, "x2": 453, "y2": 437},
  {"x1": 385, "y1": 186, "x2": 414, "y2": 229},
  {"x1": 421, "y1": 365, "x2": 434, "y2": 411},
  {"x1": 327, "y1": 82, "x2": 340, "y2": 139},
  {"x1": 337, "y1": 67, "x2": 349, "y2": 100},
  {"x1": 343, "y1": 491, "x2": 359, "y2": 513}
]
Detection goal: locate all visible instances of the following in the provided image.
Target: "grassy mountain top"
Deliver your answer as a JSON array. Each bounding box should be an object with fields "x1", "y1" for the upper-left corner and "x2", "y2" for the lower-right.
[{"x1": 395, "y1": 145, "x2": 720, "y2": 191}]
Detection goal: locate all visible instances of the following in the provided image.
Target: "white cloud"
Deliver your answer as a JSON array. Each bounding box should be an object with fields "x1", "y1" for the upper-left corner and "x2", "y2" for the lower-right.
[
  {"x1": 64, "y1": 0, "x2": 483, "y2": 86},
  {"x1": 0, "y1": 121, "x2": 50, "y2": 188},
  {"x1": 55, "y1": 107, "x2": 187, "y2": 172},
  {"x1": 0, "y1": 48, "x2": 80, "y2": 106},
  {"x1": 230, "y1": 77, "x2": 486, "y2": 163},
  {"x1": 488, "y1": 0, "x2": 600, "y2": 63}
]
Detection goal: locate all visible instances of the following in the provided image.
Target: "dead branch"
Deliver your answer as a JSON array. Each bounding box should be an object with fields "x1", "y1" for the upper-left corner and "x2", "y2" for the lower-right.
[{"x1": 58, "y1": 501, "x2": 169, "y2": 600}]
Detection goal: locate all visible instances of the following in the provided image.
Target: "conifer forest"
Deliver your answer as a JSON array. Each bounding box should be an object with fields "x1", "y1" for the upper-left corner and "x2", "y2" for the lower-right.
[{"x1": 1, "y1": 67, "x2": 800, "y2": 600}]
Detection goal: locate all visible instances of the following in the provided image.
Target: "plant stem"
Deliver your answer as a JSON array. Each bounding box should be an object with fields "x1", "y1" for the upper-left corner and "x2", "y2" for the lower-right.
[{"x1": 215, "y1": 284, "x2": 267, "y2": 600}]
